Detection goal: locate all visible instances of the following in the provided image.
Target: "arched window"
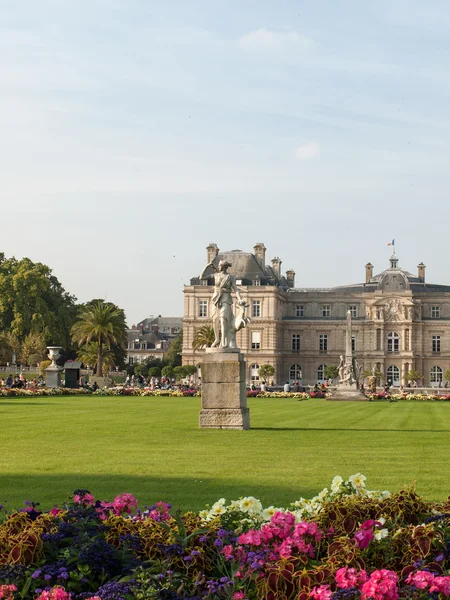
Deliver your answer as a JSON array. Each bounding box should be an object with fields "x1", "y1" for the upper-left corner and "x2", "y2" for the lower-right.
[
  {"x1": 317, "y1": 364, "x2": 327, "y2": 381},
  {"x1": 289, "y1": 364, "x2": 302, "y2": 381},
  {"x1": 430, "y1": 366, "x2": 443, "y2": 383},
  {"x1": 387, "y1": 365, "x2": 400, "y2": 385},
  {"x1": 387, "y1": 332, "x2": 400, "y2": 352},
  {"x1": 250, "y1": 364, "x2": 260, "y2": 382}
]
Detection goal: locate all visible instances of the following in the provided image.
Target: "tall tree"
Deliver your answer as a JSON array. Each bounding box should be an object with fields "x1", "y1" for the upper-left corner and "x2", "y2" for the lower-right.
[
  {"x1": 0, "y1": 254, "x2": 77, "y2": 347},
  {"x1": 166, "y1": 331, "x2": 183, "y2": 367},
  {"x1": 71, "y1": 300, "x2": 127, "y2": 377},
  {"x1": 77, "y1": 342, "x2": 115, "y2": 375}
]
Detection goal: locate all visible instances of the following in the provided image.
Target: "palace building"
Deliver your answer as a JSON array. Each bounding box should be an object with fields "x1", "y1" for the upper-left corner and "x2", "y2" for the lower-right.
[{"x1": 182, "y1": 243, "x2": 450, "y2": 387}]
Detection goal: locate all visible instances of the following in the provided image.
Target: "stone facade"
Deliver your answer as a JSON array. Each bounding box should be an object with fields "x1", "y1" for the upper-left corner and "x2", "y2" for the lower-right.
[
  {"x1": 183, "y1": 244, "x2": 450, "y2": 387},
  {"x1": 126, "y1": 316, "x2": 182, "y2": 365}
]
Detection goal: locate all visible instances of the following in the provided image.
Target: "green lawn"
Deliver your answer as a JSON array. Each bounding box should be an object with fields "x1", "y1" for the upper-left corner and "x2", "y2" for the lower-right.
[{"x1": 0, "y1": 396, "x2": 448, "y2": 511}]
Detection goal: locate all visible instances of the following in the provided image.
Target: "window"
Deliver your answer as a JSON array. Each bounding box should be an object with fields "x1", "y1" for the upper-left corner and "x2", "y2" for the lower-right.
[
  {"x1": 351, "y1": 336, "x2": 356, "y2": 352},
  {"x1": 201, "y1": 279, "x2": 208, "y2": 286},
  {"x1": 199, "y1": 300, "x2": 208, "y2": 317},
  {"x1": 317, "y1": 364, "x2": 327, "y2": 381},
  {"x1": 250, "y1": 364, "x2": 260, "y2": 382},
  {"x1": 252, "y1": 300, "x2": 261, "y2": 318},
  {"x1": 322, "y1": 305, "x2": 331, "y2": 317},
  {"x1": 405, "y1": 329, "x2": 410, "y2": 351},
  {"x1": 430, "y1": 366, "x2": 443, "y2": 383},
  {"x1": 349, "y1": 305, "x2": 358, "y2": 318},
  {"x1": 289, "y1": 364, "x2": 302, "y2": 380},
  {"x1": 295, "y1": 305, "x2": 304, "y2": 317},
  {"x1": 253, "y1": 279, "x2": 261, "y2": 286},
  {"x1": 387, "y1": 365, "x2": 400, "y2": 385},
  {"x1": 431, "y1": 306, "x2": 441, "y2": 319},
  {"x1": 387, "y1": 332, "x2": 400, "y2": 352},
  {"x1": 376, "y1": 329, "x2": 382, "y2": 351},
  {"x1": 432, "y1": 335, "x2": 441, "y2": 353},
  {"x1": 251, "y1": 331, "x2": 261, "y2": 350},
  {"x1": 319, "y1": 334, "x2": 328, "y2": 351},
  {"x1": 292, "y1": 334, "x2": 300, "y2": 351}
]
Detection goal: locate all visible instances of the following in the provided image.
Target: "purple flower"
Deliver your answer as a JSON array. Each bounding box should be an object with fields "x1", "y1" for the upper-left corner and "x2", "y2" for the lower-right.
[
  {"x1": 191, "y1": 550, "x2": 200, "y2": 556},
  {"x1": 199, "y1": 535, "x2": 208, "y2": 543},
  {"x1": 183, "y1": 555, "x2": 193, "y2": 562},
  {"x1": 32, "y1": 570, "x2": 42, "y2": 579}
]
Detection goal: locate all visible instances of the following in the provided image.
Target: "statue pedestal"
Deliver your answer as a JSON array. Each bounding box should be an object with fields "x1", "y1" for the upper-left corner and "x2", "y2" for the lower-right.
[
  {"x1": 328, "y1": 381, "x2": 367, "y2": 402},
  {"x1": 199, "y1": 349, "x2": 250, "y2": 429},
  {"x1": 45, "y1": 367, "x2": 62, "y2": 388}
]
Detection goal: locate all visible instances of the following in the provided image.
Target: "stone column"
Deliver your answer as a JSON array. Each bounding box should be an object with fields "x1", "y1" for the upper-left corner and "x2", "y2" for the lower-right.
[{"x1": 199, "y1": 348, "x2": 250, "y2": 430}]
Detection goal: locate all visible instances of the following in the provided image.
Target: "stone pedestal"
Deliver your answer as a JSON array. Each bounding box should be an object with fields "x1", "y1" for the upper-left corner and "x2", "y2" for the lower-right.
[
  {"x1": 199, "y1": 348, "x2": 250, "y2": 429},
  {"x1": 328, "y1": 381, "x2": 367, "y2": 401},
  {"x1": 45, "y1": 367, "x2": 62, "y2": 388}
]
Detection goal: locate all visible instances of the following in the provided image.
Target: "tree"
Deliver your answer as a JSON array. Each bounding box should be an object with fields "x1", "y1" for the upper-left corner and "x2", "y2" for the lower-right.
[
  {"x1": 20, "y1": 333, "x2": 46, "y2": 365},
  {"x1": 0, "y1": 254, "x2": 77, "y2": 348},
  {"x1": 0, "y1": 332, "x2": 20, "y2": 364},
  {"x1": 161, "y1": 366, "x2": 175, "y2": 379},
  {"x1": 405, "y1": 369, "x2": 424, "y2": 384},
  {"x1": 192, "y1": 325, "x2": 215, "y2": 351},
  {"x1": 184, "y1": 365, "x2": 197, "y2": 378},
  {"x1": 28, "y1": 353, "x2": 43, "y2": 367},
  {"x1": 165, "y1": 332, "x2": 183, "y2": 367},
  {"x1": 148, "y1": 366, "x2": 161, "y2": 378},
  {"x1": 71, "y1": 300, "x2": 127, "y2": 377},
  {"x1": 77, "y1": 342, "x2": 115, "y2": 375},
  {"x1": 445, "y1": 369, "x2": 450, "y2": 383},
  {"x1": 40, "y1": 360, "x2": 51, "y2": 376},
  {"x1": 173, "y1": 365, "x2": 187, "y2": 381},
  {"x1": 324, "y1": 365, "x2": 339, "y2": 381},
  {"x1": 258, "y1": 364, "x2": 275, "y2": 382}
]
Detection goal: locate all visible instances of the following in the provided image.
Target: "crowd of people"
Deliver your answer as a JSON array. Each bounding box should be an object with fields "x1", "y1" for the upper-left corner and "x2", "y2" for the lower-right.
[
  {"x1": 124, "y1": 374, "x2": 197, "y2": 391},
  {"x1": 0, "y1": 373, "x2": 46, "y2": 389}
]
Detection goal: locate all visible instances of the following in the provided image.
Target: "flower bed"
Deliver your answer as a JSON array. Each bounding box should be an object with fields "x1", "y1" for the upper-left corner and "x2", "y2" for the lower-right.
[
  {"x1": 0, "y1": 388, "x2": 91, "y2": 397},
  {"x1": 247, "y1": 391, "x2": 328, "y2": 399},
  {"x1": 1, "y1": 475, "x2": 450, "y2": 599},
  {"x1": 366, "y1": 392, "x2": 450, "y2": 402}
]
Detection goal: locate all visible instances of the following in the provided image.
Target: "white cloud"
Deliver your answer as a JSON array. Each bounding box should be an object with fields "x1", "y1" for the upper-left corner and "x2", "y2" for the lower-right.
[
  {"x1": 239, "y1": 28, "x2": 313, "y2": 51},
  {"x1": 295, "y1": 142, "x2": 320, "y2": 160}
]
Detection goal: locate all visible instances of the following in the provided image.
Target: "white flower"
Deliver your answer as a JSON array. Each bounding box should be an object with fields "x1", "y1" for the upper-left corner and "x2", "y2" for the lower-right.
[
  {"x1": 199, "y1": 510, "x2": 209, "y2": 520},
  {"x1": 228, "y1": 500, "x2": 241, "y2": 510},
  {"x1": 239, "y1": 497, "x2": 261, "y2": 513},
  {"x1": 216, "y1": 497, "x2": 226, "y2": 505},
  {"x1": 374, "y1": 528, "x2": 389, "y2": 541},
  {"x1": 318, "y1": 488, "x2": 329, "y2": 500},
  {"x1": 331, "y1": 476, "x2": 343, "y2": 494},
  {"x1": 211, "y1": 502, "x2": 227, "y2": 515},
  {"x1": 378, "y1": 517, "x2": 386, "y2": 525},
  {"x1": 348, "y1": 473, "x2": 367, "y2": 489}
]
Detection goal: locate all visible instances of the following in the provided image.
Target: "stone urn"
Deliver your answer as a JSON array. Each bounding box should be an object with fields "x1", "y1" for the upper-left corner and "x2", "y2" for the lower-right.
[{"x1": 47, "y1": 346, "x2": 62, "y2": 368}]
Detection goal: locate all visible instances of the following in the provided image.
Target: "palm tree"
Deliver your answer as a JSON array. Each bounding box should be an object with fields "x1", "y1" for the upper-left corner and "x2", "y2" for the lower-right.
[
  {"x1": 77, "y1": 341, "x2": 115, "y2": 375},
  {"x1": 192, "y1": 325, "x2": 215, "y2": 351},
  {"x1": 71, "y1": 301, "x2": 127, "y2": 377}
]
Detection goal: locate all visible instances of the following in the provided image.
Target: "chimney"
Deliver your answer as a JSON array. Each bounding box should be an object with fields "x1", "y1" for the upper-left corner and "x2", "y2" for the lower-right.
[
  {"x1": 286, "y1": 269, "x2": 295, "y2": 288},
  {"x1": 365, "y1": 262, "x2": 373, "y2": 284},
  {"x1": 418, "y1": 262, "x2": 426, "y2": 282},
  {"x1": 207, "y1": 243, "x2": 219, "y2": 264},
  {"x1": 271, "y1": 256, "x2": 282, "y2": 278},
  {"x1": 253, "y1": 243, "x2": 266, "y2": 268}
]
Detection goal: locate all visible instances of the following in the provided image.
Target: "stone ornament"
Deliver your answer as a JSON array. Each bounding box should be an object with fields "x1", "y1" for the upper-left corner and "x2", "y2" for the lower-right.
[{"x1": 200, "y1": 259, "x2": 249, "y2": 349}]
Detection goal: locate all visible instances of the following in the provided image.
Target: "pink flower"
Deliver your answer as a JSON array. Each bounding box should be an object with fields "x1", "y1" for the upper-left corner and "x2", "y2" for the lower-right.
[
  {"x1": 310, "y1": 585, "x2": 333, "y2": 599},
  {"x1": 354, "y1": 527, "x2": 374, "y2": 549},
  {"x1": 222, "y1": 544, "x2": 234, "y2": 559},
  {"x1": 361, "y1": 570, "x2": 398, "y2": 600},
  {"x1": 336, "y1": 567, "x2": 368, "y2": 589},
  {"x1": 405, "y1": 570, "x2": 435, "y2": 590},
  {"x1": 112, "y1": 493, "x2": 138, "y2": 515},
  {"x1": 0, "y1": 585, "x2": 18, "y2": 600},
  {"x1": 35, "y1": 587, "x2": 72, "y2": 600},
  {"x1": 429, "y1": 576, "x2": 450, "y2": 595},
  {"x1": 233, "y1": 593, "x2": 246, "y2": 600},
  {"x1": 50, "y1": 507, "x2": 63, "y2": 517}
]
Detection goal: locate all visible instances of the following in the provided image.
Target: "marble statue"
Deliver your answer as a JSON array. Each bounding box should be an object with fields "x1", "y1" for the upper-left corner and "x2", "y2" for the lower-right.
[{"x1": 200, "y1": 259, "x2": 248, "y2": 349}]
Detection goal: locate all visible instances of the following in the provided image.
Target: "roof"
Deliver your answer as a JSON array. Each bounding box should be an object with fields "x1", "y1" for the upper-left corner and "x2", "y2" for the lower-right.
[{"x1": 190, "y1": 250, "x2": 289, "y2": 287}]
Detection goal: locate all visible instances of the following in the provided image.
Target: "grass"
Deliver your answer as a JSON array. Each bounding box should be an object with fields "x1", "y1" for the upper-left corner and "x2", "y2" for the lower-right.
[{"x1": 0, "y1": 396, "x2": 449, "y2": 511}]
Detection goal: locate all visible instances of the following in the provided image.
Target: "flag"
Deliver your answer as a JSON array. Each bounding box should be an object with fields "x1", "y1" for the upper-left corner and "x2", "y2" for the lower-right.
[{"x1": 387, "y1": 239, "x2": 395, "y2": 247}]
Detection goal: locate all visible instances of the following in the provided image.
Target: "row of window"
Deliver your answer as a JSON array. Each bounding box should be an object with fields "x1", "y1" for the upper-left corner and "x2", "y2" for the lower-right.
[
  {"x1": 289, "y1": 332, "x2": 443, "y2": 353},
  {"x1": 249, "y1": 364, "x2": 446, "y2": 383},
  {"x1": 199, "y1": 300, "x2": 262, "y2": 318},
  {"x1": 200, "y1": 300, "x2": 446, "y2": 320}
]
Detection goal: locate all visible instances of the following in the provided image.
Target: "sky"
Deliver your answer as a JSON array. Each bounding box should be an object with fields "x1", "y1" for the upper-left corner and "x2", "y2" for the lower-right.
[{"x1": 2, "y1": 0, "x2": 450, "y2": 325}]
